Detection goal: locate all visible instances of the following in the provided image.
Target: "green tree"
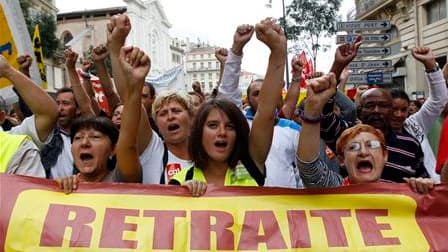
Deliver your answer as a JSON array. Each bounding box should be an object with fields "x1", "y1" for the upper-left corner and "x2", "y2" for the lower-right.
[
  {"x1": 280, "y1": 0, "x2": 342, "y2": 71},
  {"x1": 19, "y1": 0, "x2": 59, "y2": 59}
]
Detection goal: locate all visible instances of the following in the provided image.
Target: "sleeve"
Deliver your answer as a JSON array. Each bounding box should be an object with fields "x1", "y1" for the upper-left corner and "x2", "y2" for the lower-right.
[
  {"x1": 8, "y1": 115, "x2": 53, "y2": 150},
  {"x1": 408, "y1": 70, "x2": 448, "y2": 134},
  {"x1": 296, "y1": 154, "x2": 343, "y2": 188},
  {"x1": 217, "y1": 50, "x2": 243, "y2": 109},
  {"x1": 436, "y1": 117, "x2": 448, "y2": 174},
  {"x1": 7, "y1": 139, "x2": 46, "y2": 178},
  {"x1": 335, "y1": 90, "x2": 357, "y2": 125}
]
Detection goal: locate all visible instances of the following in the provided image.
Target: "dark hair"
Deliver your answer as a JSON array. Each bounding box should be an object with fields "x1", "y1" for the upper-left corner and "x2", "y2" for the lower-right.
[
  {"x1": 410, "y1": 100, "x2": 423, "y2": 109},
  {"x1": 70, "y1": 116, "x2": 119, "y2": 145},
  {"x1": 246, "y1": 79, "x2": 264, "y2": 98},
  {"x1": 189, "y1": 98, "x2": 250, "y2": 169},
  {"x1": 145, "y1": 82, "x2": 156, "y2": 98},
  {"x1": 389, "y1": 89, "x2": 410, "y2": 103},
  {"x1": 56, "y1": 87, "x2": 78, "y2": 107}
]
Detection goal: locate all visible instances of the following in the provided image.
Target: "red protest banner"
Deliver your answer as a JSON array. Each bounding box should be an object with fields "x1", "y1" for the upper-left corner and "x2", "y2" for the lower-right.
[{"x1": 1, "y1": 174, "x2": 447, "y2": 251}]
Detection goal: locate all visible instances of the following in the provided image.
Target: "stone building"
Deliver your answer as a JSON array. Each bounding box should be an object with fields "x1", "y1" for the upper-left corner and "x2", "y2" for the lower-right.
[{"x1": 355, "y1": 0, "x2": 447, "y2": 97}]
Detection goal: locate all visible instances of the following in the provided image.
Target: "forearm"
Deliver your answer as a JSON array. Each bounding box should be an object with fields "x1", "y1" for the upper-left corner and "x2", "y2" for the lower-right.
[
  {"x1": 250, "y1": 51, "x2": 285, "y2": 173},
  {"x1": 95, "y1": 60, "x2": 121, "y2": 111},
  {"x1": 335, "y1": 90, "x2": 357, "y2": 124},
  {"x1": 296, "y1": 156, "x2": 343, "y2": 188},
  {"x1": 67, "y1": 68, "x2": 95, "y2": 116},
  {"x1": 281, "y1": 80, "x2": 301, "y2": 119},
  {"x1": 117, "y1": 92, "x2": 143, "y2": 182},
  {"x1": 81, "y1": 78, "x2": 101, "y2": 116},
  {"x1": 218, "y1": 50, "x2": 243, "y2": 108}
]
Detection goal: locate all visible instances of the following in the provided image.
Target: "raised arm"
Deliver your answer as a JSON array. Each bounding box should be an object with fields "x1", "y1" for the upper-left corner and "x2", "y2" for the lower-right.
[
  {"x1": 0, "y1": 55, "x2": 57, "y2": 143},
  {"x1": 297, "y1": 73, "x2": 343, "y2": 187},
  {"x1": 79, "y1": 58, "x2": 101, "y2": 115},
  {"x1": 280, "y1": 56, "x2": 303, "y2": 119},
  {"x1": 92, "y1": 44, "x2": 121, "y2": 113},
  {"x1": 218, "y1": 24, "x2": 254, "y2": 109},
  {"x1": 408, "y1": 47, "x2": 448, "y2": 134},
  {"x1": 329, "y1": 36, "x2": 362, "y2": 81},
  {"x1": 116, "y1": 46, "x2": 151, "y2": 183},
  {"x1": 64, "y1": 49, "x2": 95, "y2": 116},
  {"x1": 107, "y1": 14, "x2": 152, "y2": 154},
  {"x1": 215, "y1": 47, "x2": 227, "y2": 87},
  {"x1": 249, "y1": 18, "x2": 286, "y2": 174}
]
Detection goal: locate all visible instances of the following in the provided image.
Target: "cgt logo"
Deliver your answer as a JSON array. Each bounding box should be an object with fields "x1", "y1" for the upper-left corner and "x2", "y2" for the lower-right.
[{"x1": 166, "y1": 163, "x2": 181, "y2": 180}]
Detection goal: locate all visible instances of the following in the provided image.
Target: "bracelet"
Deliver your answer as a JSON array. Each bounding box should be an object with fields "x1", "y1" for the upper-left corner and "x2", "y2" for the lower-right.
[
  {"x1": 298, "y1": 109, "x2": 321, "y2": 124},
  {"x1": 425, "y1": 62, "x2": 440, "y2": 73}
]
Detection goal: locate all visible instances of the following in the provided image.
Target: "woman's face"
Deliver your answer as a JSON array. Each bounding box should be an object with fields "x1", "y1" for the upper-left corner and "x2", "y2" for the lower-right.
[
  {"x1": 156, "y1": 100, "x2": 191, "y2": 144},
  {"x1": 201, "y1": 108, "x2": 236, "y2": 164},
  {"x1": 111, "y1": 105, "x2": 123, "y2": 129},
  {"x1": 408, "y1": 101, "x2": 418, "y2": 115},
  {"x1": 72, "y1": 128, "x2": 114, "y2": 176},
  {"x1": 342, "y1": 132, "x2": 387, "y2": 184}
]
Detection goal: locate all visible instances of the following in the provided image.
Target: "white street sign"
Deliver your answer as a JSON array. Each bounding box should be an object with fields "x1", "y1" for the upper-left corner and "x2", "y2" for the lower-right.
[
  {"x1": 336, "y1": 34, "x2": 391, "y2": 44},
  {"x1": 348, "y1": 73, "x2": 393, "y2": 84},
  {"x1": 357, "y1": 47, "x2": 391, "y2": 56},
  {"x1": 348, "y1": 60, "x2": 392, "y2": 69},
  {"x1": 337, "y1": 21, "x2": 391, "y2": 31}
]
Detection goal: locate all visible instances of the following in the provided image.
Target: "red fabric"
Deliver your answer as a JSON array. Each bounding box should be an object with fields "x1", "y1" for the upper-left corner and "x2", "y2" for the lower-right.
[
  {"x1": 346, "y1": 88, "x2": 357, "y2": 99},
  {"x1": 307, "y1": 58, "x2": 314, "y2": 75},
  {"x1": 436, "y1": 117, "x2": 448, "y2": 174}
]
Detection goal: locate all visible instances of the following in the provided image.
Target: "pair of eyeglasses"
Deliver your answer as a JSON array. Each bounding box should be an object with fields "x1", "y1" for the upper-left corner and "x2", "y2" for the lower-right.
[
  {"x1": 362, "y1": 102, "x2": 392, "y2": 111},
  {"x1": 345, "y1": 139, "x2": 382, "y2": 153}
]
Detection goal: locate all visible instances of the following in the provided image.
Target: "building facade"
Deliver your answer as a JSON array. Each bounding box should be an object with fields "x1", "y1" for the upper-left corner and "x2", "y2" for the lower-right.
[
  {"x1": 355, "y1": 0, "x2": 448, "y2": 97},
  {"x1": 185, "y1": 44, "x2": 221, "y2": 93}
]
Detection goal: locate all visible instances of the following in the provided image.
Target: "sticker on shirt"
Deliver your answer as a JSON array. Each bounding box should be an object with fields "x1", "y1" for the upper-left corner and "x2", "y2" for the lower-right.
[
  {"x1": 325, "y1": 145, "x2": 336, "y2": 159},
  {"x1": 166, "y1": 163, "x2": 182, "y2": 180}
]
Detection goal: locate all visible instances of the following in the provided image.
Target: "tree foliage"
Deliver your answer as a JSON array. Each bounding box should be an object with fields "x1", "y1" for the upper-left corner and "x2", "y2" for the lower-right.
[
  {"x1": 19, "y1": 0, "x2": 59, "y2": 59},
  {"x1": 280, "y1": 0, "x2": 342, "y2": 70}
]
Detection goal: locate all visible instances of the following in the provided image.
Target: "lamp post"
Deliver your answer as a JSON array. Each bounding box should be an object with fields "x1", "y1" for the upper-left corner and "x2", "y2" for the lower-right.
[{"x1": 266, "y1": 0, "x2": 290, "y2": 87}]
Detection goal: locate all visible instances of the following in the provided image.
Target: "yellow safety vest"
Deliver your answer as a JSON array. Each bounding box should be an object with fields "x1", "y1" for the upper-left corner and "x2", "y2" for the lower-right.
[{"x1": 0, "y1": 131, "x2": 29, "y2": 173}]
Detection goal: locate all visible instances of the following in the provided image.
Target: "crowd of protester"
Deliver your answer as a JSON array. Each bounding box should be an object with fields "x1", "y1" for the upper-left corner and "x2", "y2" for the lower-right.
[{"x1": 2, "y1": 14, "x2": 448, "y2": 197}]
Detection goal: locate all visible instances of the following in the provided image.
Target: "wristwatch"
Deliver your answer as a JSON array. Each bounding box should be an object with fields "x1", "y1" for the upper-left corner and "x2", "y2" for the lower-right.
[{"x1": 425, "y1": 62, "x2": 440, "y2": 73}]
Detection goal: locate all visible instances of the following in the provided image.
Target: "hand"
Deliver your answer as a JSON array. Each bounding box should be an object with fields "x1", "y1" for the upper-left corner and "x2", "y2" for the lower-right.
[
  {"x1": 80, "y1": 58, "x2": 92, "y2": 73},
  {"x1": 64, "y1": 48, "x2": 78, "y2": 69},
  {"x1": 310, "y1": 71, "x2": 324, "y2": 79},
  {"x1": 404, "y1": 177, "x2": 434, "y2": 194},
  {"x1": 304, "y1": 73, "x2": 337, "y2": 115},
  {"x1": 118, "y1": 46, "x2": 151, "y2": 91},
  {"x1": 411, "y1": 47, "x2": 437, "y2": 69},
  {"x1": 215, "y1": 48, "x2": 228, "y2": 64},
  {"x1": 232, "y1": 24, "x2": 254, "y2": 56},
  {"x1": 107, "y1": 14, "x2": 132, "y2": 51},
  {"x1": 56, "y1": 174, "x2": 80, "y2": 194},
  {"x1": 291, "y1": 56, "x2": 304, "y2": 77},
  {"x1": 255, "y1": 18, "x2": 287, "y2": 54},
  {"x1": 182, "y1": 180, "x2": 207, "y2": 197},
  {"x1": 334, "y1": 35, "x2": 362, "y2": 68},
  {"x1": 17, "y1": 55, "x2": 33, "y2": 72},
  {"x1": 0, "y1": 55, "x2": 14, "y2": 78},
  {"x1": 92, "y1": 44, "x2": 109, "y2": 62}
]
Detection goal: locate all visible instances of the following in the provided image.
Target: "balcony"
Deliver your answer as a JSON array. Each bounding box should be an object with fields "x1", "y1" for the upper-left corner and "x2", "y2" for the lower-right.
[{"x1": 356, "y1": 0, "x2": 395, "y2": 19}]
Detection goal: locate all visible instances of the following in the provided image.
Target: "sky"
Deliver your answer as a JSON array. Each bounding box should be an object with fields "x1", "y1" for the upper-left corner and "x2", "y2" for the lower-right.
[{"x1": 56, "y1": 0, "x2": 355, "y2": 75}]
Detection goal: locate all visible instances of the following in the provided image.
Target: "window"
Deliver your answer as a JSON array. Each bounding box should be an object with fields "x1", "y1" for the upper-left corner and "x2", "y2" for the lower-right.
[
  {"x1": 200, "y1": 62, "x2": 204, "y2": 69},
  {"x1": 426, "y1": 0, "x2": 447, "y2": 24},
  {"x1": 193, "y1": 62, "x2": 197, "y2": 70},
  {"x1": 200, "y1": 54, "x2": 204, "y2": 59},
  {"x1": 200, "y1": 73, "x2": 204, "y2": 80},
  {"x1": 215, "y1": 62, "x2": 219, "y2": 68},
  {"x1": 209, "y1": 82, "x2": 213, "y2": 89},
  {"x1": 193, "y1": 74, "x2": 197, "y2": 78},
  {"x1": 208, "y1": 73, "x2": 212, "y2": 79},
  {"x1": 208, "y1": 62, "x2": 212, "y2": 69}
]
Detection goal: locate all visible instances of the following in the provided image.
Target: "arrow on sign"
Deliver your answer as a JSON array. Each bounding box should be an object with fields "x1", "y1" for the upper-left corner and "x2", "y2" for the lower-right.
[
  {"x1": 348, "y1": 72, "x2": 393, "y2": 84},
  {"x1": 357, "y1": 47, "x2": 391, "y2": 56},
  {"x1": 336, "y1": 20, "x2": 391, "y2": 31},
  {"x1": 337, "y1": 34, "x2": 391, "y2": 44},
  {"x1": 348, "y1": 60, "x2": 393, "y2": 69}
]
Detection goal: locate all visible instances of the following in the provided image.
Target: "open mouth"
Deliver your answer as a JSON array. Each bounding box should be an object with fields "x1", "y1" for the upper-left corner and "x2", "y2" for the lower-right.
[
  {"x1": 80, "y1": 153, "x2": 94, "y2": 161},
  {"x1": 167, "y1": 124, "x2": 180, "y2": 131},
  {"x1": 357, "y1": 160, "x2": 373, "y2": 173},
  {"x1": 214, "y1": 140, "x2": 228, "y2": 148}
]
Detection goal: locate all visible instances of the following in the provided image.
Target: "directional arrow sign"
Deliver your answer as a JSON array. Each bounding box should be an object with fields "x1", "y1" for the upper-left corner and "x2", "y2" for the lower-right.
[
  {"x1": 348, "y1": 60, "x2": 392, "y2": 69},
  {"x1": 348, "y1": 72, "x2": 392, "y2": 84},
  {"x1": 337, "y1": 21, "x2": 391, "y2": 31},
  {"x1": 357, "y1": 47, "x2": 391, "y2": 56},
  {"x1": 336, "y1": 34, "x2": 391, "y2": 44}
]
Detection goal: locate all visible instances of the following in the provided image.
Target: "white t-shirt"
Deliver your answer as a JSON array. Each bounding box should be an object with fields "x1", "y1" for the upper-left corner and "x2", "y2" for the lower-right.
[
  {"x1": 139, "y1": 130, "x2": 193, "y2": 184},
  {"x1": 6, "y1": 115, "x2": 51, "y2": 149}
]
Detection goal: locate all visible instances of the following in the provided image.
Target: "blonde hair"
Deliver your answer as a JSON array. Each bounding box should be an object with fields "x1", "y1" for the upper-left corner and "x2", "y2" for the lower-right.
[{"x1": 152, "y1": 90, "x2": 194, "y2": 119}]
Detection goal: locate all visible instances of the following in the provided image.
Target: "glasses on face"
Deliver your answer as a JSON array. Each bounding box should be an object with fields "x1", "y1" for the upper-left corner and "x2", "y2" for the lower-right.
[
  {"x1": 345, "y1": 139, "x2": 382, "y2": 153},
  {"x1": 362, "y1": 101, "x2": 391, "y2": 111}
]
